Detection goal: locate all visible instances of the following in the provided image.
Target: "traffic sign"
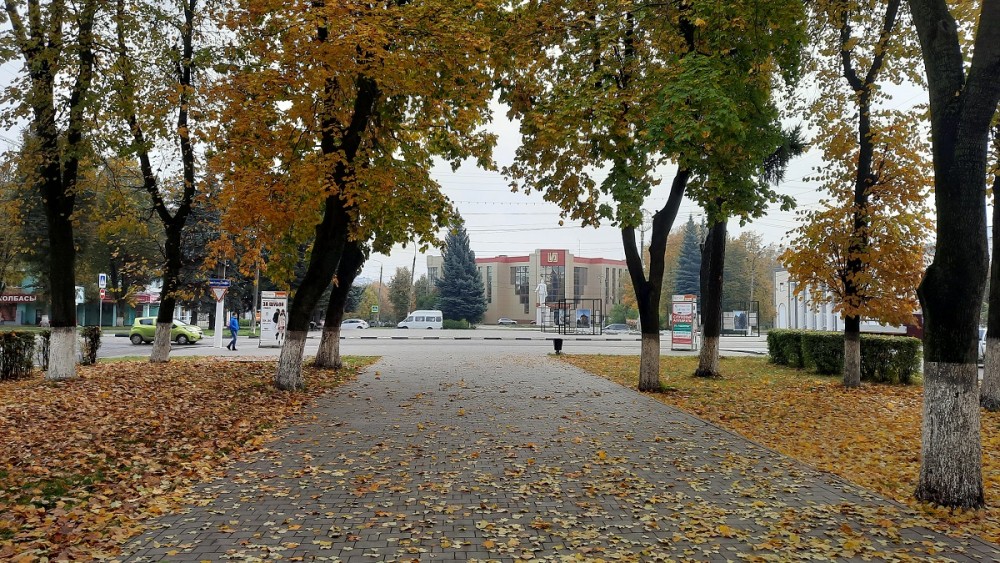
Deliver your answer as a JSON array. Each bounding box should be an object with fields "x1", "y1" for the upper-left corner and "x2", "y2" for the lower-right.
[
  {"x1": 98, "y1": 273, "x2": 107, "y2": 289},
  {"x1": 75, "y1": 286, "x2": 85, "y2": 305},
  {"x1": 99, "y1": 288, "x2": 106, "y2": 300},
  {"x1": 208, "y1": 279, "x2": 231, "y2": 287},
  {"x1": 371, "y1": 305, "x2": 379, "y2": 313}
]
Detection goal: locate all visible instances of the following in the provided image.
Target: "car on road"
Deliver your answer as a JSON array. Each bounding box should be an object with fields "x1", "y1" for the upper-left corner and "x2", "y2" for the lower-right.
[
  {"x1": 341, "y1": 318, "x2": 369, "y2": 329},
  {"x1": 497, "y1": 317, "x2": 517, "y2": 326},
  {"x1": 603, "y1": 323, "x2": 630, "y2": 334},
  {"x1": 129, "y1": 317, "x2": 203, "y2": 345}
]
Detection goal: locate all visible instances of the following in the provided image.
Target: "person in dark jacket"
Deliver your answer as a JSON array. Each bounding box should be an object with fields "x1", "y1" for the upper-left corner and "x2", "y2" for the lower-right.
[{"x1": 227, "y1": 313, "x2": 239, "y2": 351}]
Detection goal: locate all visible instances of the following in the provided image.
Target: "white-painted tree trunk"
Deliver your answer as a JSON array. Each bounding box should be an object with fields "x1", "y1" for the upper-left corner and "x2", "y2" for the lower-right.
[
  {"x1": 638, "y1": 333, "x2": 660, "y2": 391},
  {"x1": 696, "y1": 336, "x2": 720, "y2": 377},
  {"x1": 46, "y1": 327, "x2": 77, "y2": 381},
  {"x1": 314, "y1": 327, "x2": 341, "y2": 369},
  {"x1": 981, "y1": 338, "x2": 1000, "y2": 410},
  {"x1": 275, "y1": 330, "x2": 307, "y2": 390},
  {"x1": 843, "y1": 337, "x2": 861, "y2": 387},
  {"x1": 916, "y1": 361, "x2": 983, "y2": 508},
  {"x1": 149, "y1": 323, "x2": 172, "y2": 363}
]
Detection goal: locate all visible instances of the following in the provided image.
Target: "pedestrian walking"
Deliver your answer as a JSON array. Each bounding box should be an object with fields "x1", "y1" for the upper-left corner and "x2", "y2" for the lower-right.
[{"x1": 227, "y1": 313, "x2": 239, "y2": 351}]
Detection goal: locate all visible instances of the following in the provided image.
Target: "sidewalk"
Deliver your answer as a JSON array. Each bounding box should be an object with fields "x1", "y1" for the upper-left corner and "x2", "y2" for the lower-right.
[{"x1": 120, "y1": 350, "x2": 999, "y2": 561}]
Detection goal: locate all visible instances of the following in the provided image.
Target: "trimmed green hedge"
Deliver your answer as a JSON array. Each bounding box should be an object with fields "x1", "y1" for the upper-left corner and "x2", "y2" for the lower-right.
[
  {"x1": 801, "y1": 332, "x2": 844, "y2": 375},
  {"x1": 767, "y1": 329, "x2": 921, "y2": 384},
  {"x1": 0, "y1": 331, "x2": 36, "y2": 381},
  {"x1": 443, "y1": 319, "x2": 471, "y2": 330}
]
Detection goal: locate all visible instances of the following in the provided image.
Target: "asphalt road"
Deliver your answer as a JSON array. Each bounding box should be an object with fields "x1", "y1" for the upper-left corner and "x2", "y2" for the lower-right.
[{"x1": 100, "y1": 327, "x2": 769, "y2": 359}]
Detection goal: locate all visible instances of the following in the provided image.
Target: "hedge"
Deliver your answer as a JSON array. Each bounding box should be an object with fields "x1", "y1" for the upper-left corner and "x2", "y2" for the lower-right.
[
  {"x1": 442, "y1": 319, "x2": 471, "y2": 330},
  {"x1": 767, "y1": 329, "x2": 921, "y2": 384},
  {"x1": 0, "y1": 331, "x2": 36, "y2": 381},
  {"x1": 80, "y1": 326, "x2": 101, "y2": 366}
]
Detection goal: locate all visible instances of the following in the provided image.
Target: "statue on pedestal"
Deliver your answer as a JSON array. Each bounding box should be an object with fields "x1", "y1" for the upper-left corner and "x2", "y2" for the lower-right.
[{"x1": 536, "y1": 278, "x2": 548, "y2": 305}]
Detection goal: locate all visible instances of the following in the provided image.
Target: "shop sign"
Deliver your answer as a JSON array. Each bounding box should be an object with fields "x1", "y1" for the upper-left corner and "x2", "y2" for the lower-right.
[{"x1": 0, "y1": 294, "x2": 37, "y2": 303}]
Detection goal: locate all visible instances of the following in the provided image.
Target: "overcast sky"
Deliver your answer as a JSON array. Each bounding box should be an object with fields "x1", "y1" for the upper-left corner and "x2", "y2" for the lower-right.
[{"x1": 360, "y1": 105, "x2": 830, "y2": 285}]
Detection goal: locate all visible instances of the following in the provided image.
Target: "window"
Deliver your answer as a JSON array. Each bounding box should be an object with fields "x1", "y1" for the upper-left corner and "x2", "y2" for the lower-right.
[
  {"x1": 541, "y1": 265, "x2": 565, "y2": 302},
  {"x1": 512, "y1": 266, "x2": 530, "y2": 314},
  {"x1": 486, "y1": 265, "x2": 493, "y2": 304},
  {"x1": 141, "y1": 319, "x2": 153, "y2": 326},
  {"x1": 574, "y1": 267, "x2": 587, "y2": 299},
  {"x1": 428, "y1": 267, "x2": 439, "y2": 284},
  {"x1": 605, "y1": 268, "x2": 610, "y2": 303}
]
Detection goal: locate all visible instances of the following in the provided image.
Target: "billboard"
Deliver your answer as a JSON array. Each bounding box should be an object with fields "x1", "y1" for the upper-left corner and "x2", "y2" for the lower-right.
[
  {"x1": 259, "y1": 291, "x2": 288, "y2": 348},
  {"x1": 671, "y1": 295, "x2": 697, "y2": 350}
]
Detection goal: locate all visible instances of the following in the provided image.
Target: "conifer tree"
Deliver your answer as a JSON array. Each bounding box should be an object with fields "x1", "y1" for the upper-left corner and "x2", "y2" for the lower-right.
[
  {"x1": 674, "y1": 216, "x2": 702, "y2": 297},
  {"x1": 436, "y1": 221, "x2": 486, "y2": 323}
]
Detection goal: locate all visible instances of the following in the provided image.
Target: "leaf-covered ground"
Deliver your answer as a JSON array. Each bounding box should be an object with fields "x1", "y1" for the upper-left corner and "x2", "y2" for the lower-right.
[
  {"x1": 561, "y1": 355, "x2": 1000, "y2": 544},
  {"x1": 0, "y1": 357, "x2": 374, "y2": 561}
]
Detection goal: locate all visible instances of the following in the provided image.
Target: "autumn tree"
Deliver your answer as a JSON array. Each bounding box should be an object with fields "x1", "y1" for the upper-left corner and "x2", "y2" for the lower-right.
[
  {"x1": 104, "y1": 0, "x2": 217, "y2": 362},
  {"x1": 782, "y1": 0, "x2": 931, "y2": 387},
  {"x1": 722, "y1": 232, "x2": 779, "y2": 329},
  {"x1": 697, "y1": 130, "x2": 804, "y2": 378},
  {"x1": 213, "y1": 0, "x2": 497, "y2": 390},
  {"x1": 437, "y1": 222, "x2": 486, "y2": 324},
  {"x1": 501, "y1": 0, "x2": 804, "y2": 390},
  {"x1": 0, "y1": 161, "x2": 25, "y2": 295},
  {"x1": 905, "y1": 0, "x2": 1000, "y2": 509},
  {"x1": 1, "y1": 0, "x2": 99, "y2": 379},
  {"x1": 75, "y1": 160, "x2": 162, "y2": 325},
  {"x1": 388, "y1": 266, "x2": 414, "y2": 323}
]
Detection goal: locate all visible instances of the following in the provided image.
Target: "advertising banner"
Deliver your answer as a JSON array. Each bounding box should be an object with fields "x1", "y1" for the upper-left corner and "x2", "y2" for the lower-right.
[
  {"x1": 671, "y1": 296, "x2": 697, "y2": 350},
  {"x1": 259, "y1": 291, "x2": 288, "y2": 348}
]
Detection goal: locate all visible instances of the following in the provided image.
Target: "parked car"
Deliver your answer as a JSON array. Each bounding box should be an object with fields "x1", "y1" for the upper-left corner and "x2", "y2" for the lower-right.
[
  {"x1": 341, "y1": 318, "x2": 369, "y2": 329},
  {"x1": 603, "y1": 323, "x2": 630, "y2": 334},
  {"x1": 497, "y1": 317, "x2": 517, "y2": 326},
  {"x1": 129, "y1": 317, "x2": 203, "y2": 345}
]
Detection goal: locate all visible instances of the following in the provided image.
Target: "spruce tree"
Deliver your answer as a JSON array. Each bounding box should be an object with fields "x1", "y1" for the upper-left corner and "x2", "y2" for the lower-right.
[
  {"x1": 674, "y1": 215, "x2": 702, "y2": 297},
  {"x1": 436, "y1": 220, "x2": 487, "y2": 323}
]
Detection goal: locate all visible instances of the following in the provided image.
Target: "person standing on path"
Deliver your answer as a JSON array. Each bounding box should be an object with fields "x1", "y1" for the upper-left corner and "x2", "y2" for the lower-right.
[{"x1": 227, "y1": 313, "x2": 239, "y2": 351}]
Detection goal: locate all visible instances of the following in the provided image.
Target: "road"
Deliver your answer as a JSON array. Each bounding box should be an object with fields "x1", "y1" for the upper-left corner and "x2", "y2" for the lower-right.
[{"x1": 100, "y1": 327, "x2": 769, "y2": 359}]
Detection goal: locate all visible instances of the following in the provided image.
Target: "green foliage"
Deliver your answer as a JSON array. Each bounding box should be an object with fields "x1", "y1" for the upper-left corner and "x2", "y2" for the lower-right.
[
  {"x1": 767, "y1": 329, "x2": 921, "y2": 384},
  {"x1": 0, "y1": 331, "x2": 35, "y2": 381},
  {"x1": 413, "y1": 275, "x2": 438, "y2": 310},
  {"x1": 79, "y1": 326, "x2": 101, "y2": 366},
  {"x1": 442, "y1": 319, "x2": 471, "y2": 330},
  {"x1": 860, "y1": 335, "x2": 921, "y2": 385},
  {"x1": 801, "y1": 332, "x2": 844, "y2": 375},
  {"x1": 388, "y1": 267, "x2": 413, "y2": 323},
  {"x1": 674, "y1": 216, "x2": 702, "y2": 298},
  {"x1": 609, "y1": 303, "x2": 636, "y2": 325},
  {"x1": 436, "y1": 221, "x2": 486, "y2": 324}
]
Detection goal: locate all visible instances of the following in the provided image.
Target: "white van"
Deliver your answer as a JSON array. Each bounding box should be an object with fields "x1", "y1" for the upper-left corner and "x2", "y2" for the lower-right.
[{"x1": 397, "y1": 310, "x2": 443, "y2": 329}]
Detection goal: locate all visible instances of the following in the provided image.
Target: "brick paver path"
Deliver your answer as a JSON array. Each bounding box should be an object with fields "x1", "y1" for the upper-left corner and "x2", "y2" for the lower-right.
[{"x1": 121, "y1": 350, "x2": 1000, "y2": 561}]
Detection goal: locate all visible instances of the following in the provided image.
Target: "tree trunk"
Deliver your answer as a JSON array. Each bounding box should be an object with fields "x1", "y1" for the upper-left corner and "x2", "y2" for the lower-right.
[
  {"x1": 981, "y1": 157, "x2": 1000, "y2": 409},
  {"x1": 314, "y1": 327, "x2": 341, "y2": 369},
  {"x1": 843, "y1": 316, "x2": 861, "y2": 387},
  {"x1": 696, "y1": 218, "x2": 726, "y2": 378},
  {"x1": 149, "y1": 323, "x2": 173, "y2": 362},
  {"x1": 639, "y1": 334, "x2": 660, "y2": 389},
  {"x1": 315, "y1": 241, "x2": 365, "y2": 369},
  {"x1": 907, "y1": 0, "x2": 1000, "y2": 509},
  {"x1": 276, "y1": 330, "x2": 309, "y2": 391},
  {"x1": 625, "y1": 169, "x2": 690, "y2": 392},
  {"x1": 274, "y1": 67, "x2": 379, "y2": 389},
  {"x1": 983, "y1": 339, "x2": 1000, "y2": 410},
  {"x1": 916, "y1": 361, "x2": 983, "y2": 507},
  {"x1": 47, "y1": 327, "x2": 78, "y2": 381}
]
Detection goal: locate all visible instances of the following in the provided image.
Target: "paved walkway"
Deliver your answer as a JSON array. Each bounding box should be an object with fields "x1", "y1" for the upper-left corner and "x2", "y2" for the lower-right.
[{"x1": 121, "y1": 351, "x2": 999, "y2": 562}]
